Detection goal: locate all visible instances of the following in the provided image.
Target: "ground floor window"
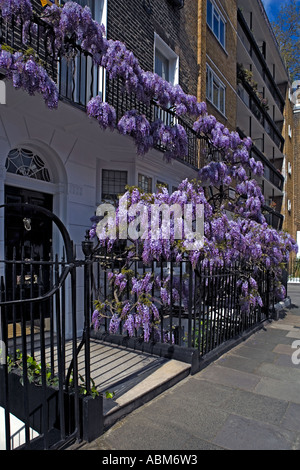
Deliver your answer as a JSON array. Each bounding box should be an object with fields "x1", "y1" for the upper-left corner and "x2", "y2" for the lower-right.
[
  {"x1": 156, "y1": 180, "x2": 169, "y2": 191},
  {"x1": 102, "y1": 170, "x2": 128, "y2": 203},
  {"x1": 138, "y1": 174, "x2": 152, "y2": 193}
]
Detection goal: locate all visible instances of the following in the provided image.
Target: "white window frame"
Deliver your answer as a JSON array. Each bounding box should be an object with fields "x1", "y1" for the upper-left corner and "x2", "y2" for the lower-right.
[
  {"x1": 206, "y1": 64, "x2": 226, "y2": 115},
  {"x1": 206, "y1": 0, "x2": 226, "y2": 49},
  {"x1": 154, "y1": 33, "x2": 179, "y2": 87},
  {"x1": 96, "y1": 0, "x2": 107, "y2": 101}
]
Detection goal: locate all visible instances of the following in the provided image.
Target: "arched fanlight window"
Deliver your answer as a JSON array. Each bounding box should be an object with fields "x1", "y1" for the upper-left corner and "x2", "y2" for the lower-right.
[{"x1": 5, "y1": 148, "x2": 51, "y2": 182}]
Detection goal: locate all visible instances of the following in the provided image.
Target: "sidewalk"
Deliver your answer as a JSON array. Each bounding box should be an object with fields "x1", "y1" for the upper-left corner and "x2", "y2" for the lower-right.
[{"x1": 78, "y1": 284, "x2": 300, "y2": 451}]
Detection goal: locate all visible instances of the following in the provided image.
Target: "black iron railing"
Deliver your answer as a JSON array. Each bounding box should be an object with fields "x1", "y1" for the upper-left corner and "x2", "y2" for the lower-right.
[
  {"x1": 86, "y1": 248, "x2": 274, "y2": 357},
  {"x1": 263, "y1": 205, "x2": 284, "y2": 231},
  {"x1": 59, "y1": 49, "x2": 205, "y2": 169},
  {"x1": 237, "y1": 128, "x2": 284, "y2": 192},
  {"x1": 237, "y1": 80, "x2": 285, "y2": 152}
]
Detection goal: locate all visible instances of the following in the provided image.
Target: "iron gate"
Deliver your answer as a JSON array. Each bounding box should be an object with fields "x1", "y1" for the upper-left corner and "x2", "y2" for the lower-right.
[{"x1": 0, "y1": 203, "x2": 100, "y2": 450}]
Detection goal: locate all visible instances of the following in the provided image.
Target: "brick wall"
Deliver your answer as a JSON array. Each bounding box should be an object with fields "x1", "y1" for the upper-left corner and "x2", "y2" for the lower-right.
[
  {"x1": 199, "y1": 0, "x2": 238, "y2": 131},
  {"x1": 107, "y1": 0, "x2": 199, "y2": 97},
  {"x1": 294, "y1": 110, "x2": 300, "y2": 233},
  {"x1": 282, "y1": 89, "x2": 296, "y2": 240}
]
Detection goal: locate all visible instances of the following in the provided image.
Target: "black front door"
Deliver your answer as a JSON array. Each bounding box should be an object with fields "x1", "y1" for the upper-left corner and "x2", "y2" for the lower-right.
[{"x1": 4, "y1": 186, "x2": 53, "y2": 323}]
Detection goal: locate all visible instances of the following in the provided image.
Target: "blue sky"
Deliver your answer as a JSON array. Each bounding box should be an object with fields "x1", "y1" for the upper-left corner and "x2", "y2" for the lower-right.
[{"x1": 261, "y1": 0, "x2": 300, "y2": 21}]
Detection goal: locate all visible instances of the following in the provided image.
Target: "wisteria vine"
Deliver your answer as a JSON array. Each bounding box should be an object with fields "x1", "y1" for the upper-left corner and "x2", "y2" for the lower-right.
[
  {"x1": 89, "y1": 179, "x2": 297, "y2": 343},
  {"x1": 0, "y1": 45, "x2": 59, "y2": 108}
]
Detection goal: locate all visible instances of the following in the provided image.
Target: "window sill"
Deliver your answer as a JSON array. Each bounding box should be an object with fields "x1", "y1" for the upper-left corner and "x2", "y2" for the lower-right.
[{"x1": 206, "y1": 98, "x2": 227, "y2": 120}]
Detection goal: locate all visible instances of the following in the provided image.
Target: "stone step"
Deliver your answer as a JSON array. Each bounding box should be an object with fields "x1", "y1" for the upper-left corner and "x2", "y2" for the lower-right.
[{"x1": 103, "y1": 359, "x2": 191, "y2": 430}]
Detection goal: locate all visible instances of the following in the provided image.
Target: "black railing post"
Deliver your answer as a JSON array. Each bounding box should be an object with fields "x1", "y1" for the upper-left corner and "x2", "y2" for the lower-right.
[
  {"x1": 187, "y1": 262, "x2": 193, "y2": 348},
  {"x1": 0, "y1": 277, "x2": 11, "y2": 451},
  {"x1": 70, "y1": 243, "x2": 80, "y2": 442},
  {"x1": 82, "y1": 234, "x2": 94, "y2": 396}
]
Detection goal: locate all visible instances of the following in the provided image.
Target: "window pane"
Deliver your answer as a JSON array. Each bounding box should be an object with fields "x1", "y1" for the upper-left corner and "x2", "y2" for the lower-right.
[
  {"x1": 207, "y1": 0, "x2": 212, "y2": 28},
  {"x1": 155, "y1": 50, "x2": 169, "y2": 82},
  {"x1": 220, "y1": 87, "x2": 225, "y2": 114},
  {"x1": 220, "y1": 20, "x2": 225, "y2": 47},
  {"x1": 6, "y1": 148, "x2": 51, "y2": 182},
  {"x1": 95, "y1": 0, "x2": 105, "y2": 25},
  {"x1": 138, "y1": 174, "x2": 152, "y2": 193},
  {"x1": 213, "y1": 12, "x2": 219, "y2": 37},
  {"x1": 206, "y1": 68, "x2": 212, "y2": 100},
  {"x1": 213, "y1": 80, "x2": 219, "y2": 108},
  {"x1": 102, "y1": 170, "x2": 127, "y2": 202}
]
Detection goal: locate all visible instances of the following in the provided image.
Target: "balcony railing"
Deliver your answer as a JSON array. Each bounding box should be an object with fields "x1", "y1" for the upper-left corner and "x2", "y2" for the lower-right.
[
  {"x1": 59, "y1": 47, "x2": 207, "y2": 169},
  {"x1": 237, "y1": 9, "x2": 285, "y2": 115},
  {"x1": 237, "y1": 128, "x2": 284, "y2": 192},
  {"x1": 263, "y1": 205, "x2": 284, "y2": 231},
  {"x1": 237, "y1": 80, "x2": 285, "y2": 152},
  {"x1": 0, "y1": 13, "x2": 207, "y2": 171}
]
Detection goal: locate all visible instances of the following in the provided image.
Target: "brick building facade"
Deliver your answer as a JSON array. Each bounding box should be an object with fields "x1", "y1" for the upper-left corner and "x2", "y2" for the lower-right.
[
  {"x1": 292, "y1": 82, "x2": 300, "y2": 252},
  {"x1": 107, "y1": 0, "x2": 199, "y2": 99},
  {"x1": 198, "y1": 0, "x2": 295, "y2": 235}
]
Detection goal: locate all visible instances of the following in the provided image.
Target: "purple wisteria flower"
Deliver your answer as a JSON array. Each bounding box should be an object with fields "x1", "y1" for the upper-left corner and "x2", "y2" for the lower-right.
[
  {"x1": 0, "y1": 0, "x2": 32, "y2": 21},
  {"x1": 151, "y1": 120, "x2": 188, "y2": 161},
  {"x1": 43, "y1": 1, "x2": 107, "y2": 58},
  {"x1": 118, "y1": 110, "x2": 153, "y2": 155},
  {"x1": 109, "y1": 313, "x2": 121, "y2": 334},
  {"x1": 87, "y1": 96, "x2": 116, "y2": 130},
  {"x1": 92, "y1": 309, "x2": 102, "y2": 330},
  {"x1": 0, "y1": 46, "x2": 59, "y2": 108}
]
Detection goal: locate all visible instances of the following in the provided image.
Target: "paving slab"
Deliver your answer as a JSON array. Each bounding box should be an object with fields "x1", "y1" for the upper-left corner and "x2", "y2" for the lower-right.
[
  {"x1": 273, "y1": 343, "x2": 296, "y2": 355},
  {"x1": 232, "y1": 344, "x2": 277, "y2": 362},
  {"x1": 215, "y1": 352, "x2": 265, "y2": 374},
  {"x1": 255, "y1": 362, "x2": 300, "y2": 384},
  {"x1": 269, "y1": 323, "x2": 299, "y2": 331},
  {"x1": 287, "y1": 330, "x2": 300, "y2": 339},
  {"x1": 280, "y1": 403, "x2": 300, "y2": 432},
  {"x1": 213, "y1": 414, "x2": 299, "y2": 450},
  {"x1": 198, "y1": 364, "x2": 261, "y2": 391},
  {"x1": 220, "y1": 389, "x2": 289, "y2": 426},
  {"x1": 275, "y1": 354, "x2": 300, "y2": 368},
  {"x1": 254, "y1": 377, "x2": 300, "y2": 404}
]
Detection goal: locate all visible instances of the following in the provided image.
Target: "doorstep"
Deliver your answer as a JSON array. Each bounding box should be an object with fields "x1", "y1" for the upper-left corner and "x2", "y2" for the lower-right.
[{"x1": 102, "y1": 359, "x2": 191, "y2": 430}]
